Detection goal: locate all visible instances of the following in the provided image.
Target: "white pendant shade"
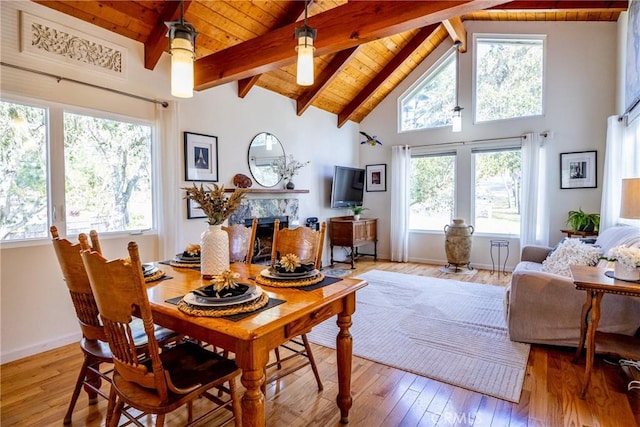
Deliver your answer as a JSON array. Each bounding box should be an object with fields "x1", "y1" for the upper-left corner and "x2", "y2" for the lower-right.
[
  {"x1": 170, "y1": 37, "x2": 194, "y2": 98},
  {"x1": 452, "y1": 113, "x2": 462, "y2": 132},
  {"x1": 296, "y1": 36, "x2": 315, "y2": 86}
]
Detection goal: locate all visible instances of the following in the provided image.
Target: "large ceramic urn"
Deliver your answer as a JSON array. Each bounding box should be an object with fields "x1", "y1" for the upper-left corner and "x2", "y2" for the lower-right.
[{"x1": 444, "y1": 219, "x2": 474, "y2": 268}]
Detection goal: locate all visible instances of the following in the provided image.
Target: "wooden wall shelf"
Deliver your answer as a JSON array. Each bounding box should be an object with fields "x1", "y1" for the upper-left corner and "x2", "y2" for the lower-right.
[{"x1": 223, "y1": 188, "x2": 309, "y2": 194}]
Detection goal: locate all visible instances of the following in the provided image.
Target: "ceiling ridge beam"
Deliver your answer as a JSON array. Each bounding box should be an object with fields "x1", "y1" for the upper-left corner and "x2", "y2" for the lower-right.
[
  {"x1": 194, "y1": 0, "x2": 510, "y2": 91},
  {"x1": 143, "y1": 0, "x2": 190, "y2": 70},
  {"x1": 443, "y1": 17, "x2": 467, "y2": 52},
  {"x1": 237, "y1": 1, "x2": 308, "y2": 98},
  {"x1": 489, "y1": 1, "x2": 628, "y2": 11},
  {"x1": 337, "y1": 23, "x2": 441, "y2": 128},
  {"x1": 296, "y1": 46, "x2": 361, "y2": 117}
]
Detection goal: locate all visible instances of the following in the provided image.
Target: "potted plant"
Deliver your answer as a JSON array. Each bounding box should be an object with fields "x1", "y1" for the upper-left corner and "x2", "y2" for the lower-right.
[
  {"x1": 566, "y1": 208, "x2": 600, "y2": 232},
  {"x1": 349, "y1": 205, "x2": 368, "y2": 221}
]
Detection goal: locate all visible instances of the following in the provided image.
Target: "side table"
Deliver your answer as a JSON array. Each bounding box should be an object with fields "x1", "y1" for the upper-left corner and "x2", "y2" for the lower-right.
[
  {"x1": 570, "y1": 265, "x2": 640, "y2": 399},
  {"x1": 490, "y1": 239, "x2": 509, "y2": 276},
  {"x1": 560, "y1": 229, "x2": 598, "y2": 238}
]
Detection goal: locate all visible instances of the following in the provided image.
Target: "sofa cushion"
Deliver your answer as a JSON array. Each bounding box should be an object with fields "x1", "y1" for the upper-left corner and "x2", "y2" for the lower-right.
[
  {"x1": 595, "y1": 225, "x2": 640, "y2": 253},
  {"x1": 541, "y1": 238, "x2": 601, "y2": 277}
]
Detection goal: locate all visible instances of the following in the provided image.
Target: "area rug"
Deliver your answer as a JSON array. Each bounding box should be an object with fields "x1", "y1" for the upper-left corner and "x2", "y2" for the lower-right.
[{"x1": 307, "y1": 270, "x2": 530, "y2": 403}]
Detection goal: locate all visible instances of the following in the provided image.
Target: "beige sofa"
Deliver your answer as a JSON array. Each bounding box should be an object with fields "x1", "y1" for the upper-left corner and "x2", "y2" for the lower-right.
[{"x1": 505, "y1": 225, "x2": 640, "y2": 347}]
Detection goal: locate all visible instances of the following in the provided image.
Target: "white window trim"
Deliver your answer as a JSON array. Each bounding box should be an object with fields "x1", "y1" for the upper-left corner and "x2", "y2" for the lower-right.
[
  {"x1": 472, "y1": 33, "x2": 547, "y2": 125},
  {"x1": 1, "y1": 94, "x2": 158, "y2": 247}
]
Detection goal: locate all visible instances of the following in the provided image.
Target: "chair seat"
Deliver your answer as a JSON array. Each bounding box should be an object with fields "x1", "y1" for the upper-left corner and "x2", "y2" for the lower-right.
[
  {"x1": 81, "y1": 337, "x2": 112, "y2": 361},
  {"x1": 113, "y1": 342, "x2": 240, "y2": 413}
]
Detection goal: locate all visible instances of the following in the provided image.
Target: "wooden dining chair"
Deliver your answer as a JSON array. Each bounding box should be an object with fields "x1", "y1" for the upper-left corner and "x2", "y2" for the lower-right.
[
  {"x1": 79, "y1": 238, "x2": 242, "y2": 427},
  {"x1": 223, "y1": 217, "x2": 257, "y2": 263},
  {"x1": 267, "y1": 219, "x2": 327, "y2": 391},
  {"x1": 50, "y1": 226, "x2": 179, "y2": 425}
]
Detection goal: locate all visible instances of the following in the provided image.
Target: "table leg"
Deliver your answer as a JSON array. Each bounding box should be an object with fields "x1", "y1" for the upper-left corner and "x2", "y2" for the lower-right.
[
  {"x1": 236, "y1": 346, "x2": 269, "y2": 427},
  {"x1": 336, "y1": 295, "x2": 355, "y2": 424},
  {"x1": 573, "y1": 291, "x2": 593, "y2": 363},
  {"x1": 580, "y1": 292, "x2": 603, "y2": 399}
]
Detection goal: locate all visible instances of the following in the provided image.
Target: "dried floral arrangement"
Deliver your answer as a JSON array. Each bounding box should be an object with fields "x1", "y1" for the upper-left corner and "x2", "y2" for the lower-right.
[
  {"x1": 183, "y1": 183, "x2": 246, "y2": 225},
  {"x1": 212, "y1": 270, "x2": 240, "y2": 292}
]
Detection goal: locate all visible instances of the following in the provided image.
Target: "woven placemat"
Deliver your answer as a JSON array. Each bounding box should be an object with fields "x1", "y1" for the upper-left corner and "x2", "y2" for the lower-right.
[
  {"x1": 144, "y1": 269, "x2": 167, "y2": 282},
  {"x1": 177, "y1": 291, "x2": 269, "y2": 317},
  {"x1": 254, "y1": 272, "x2": 325, "y2": 288},
  {"x1": 169, "y1": 260, "x2": 201, "y2": 268}
]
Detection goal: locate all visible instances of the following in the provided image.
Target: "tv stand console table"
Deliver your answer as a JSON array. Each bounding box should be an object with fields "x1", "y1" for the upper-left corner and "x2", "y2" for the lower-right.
[{"x1": 329, "y1": 216, "x2": 378, "y2": 269}]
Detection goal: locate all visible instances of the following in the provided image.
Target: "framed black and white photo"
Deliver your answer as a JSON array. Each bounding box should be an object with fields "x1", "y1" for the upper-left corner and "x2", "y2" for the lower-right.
[
  {"x1": 184, "y1": 132, "x2": 218, "y2": 182},
  {"x1": 560, "y1": 151, "x2": 597, "y2": 189},
  {"x1": 186, "y1": 197, "x2": 207, "y2": 219},
  {"x1": 366, "y1": 164, "x2": 386, "y2": 192}
]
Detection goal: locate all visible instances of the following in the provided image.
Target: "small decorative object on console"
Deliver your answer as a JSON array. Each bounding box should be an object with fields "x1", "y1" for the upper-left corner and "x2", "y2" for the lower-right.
[
  {"x1": 602, "y1": 245, "x2": 640, "y2": 281},
  {"x1": 233, "y1": 173, "x2": 253, "y2": 188}
]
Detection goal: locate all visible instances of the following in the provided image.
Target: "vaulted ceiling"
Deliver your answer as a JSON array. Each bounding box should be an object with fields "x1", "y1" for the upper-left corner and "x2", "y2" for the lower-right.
[{"x1": 34, "y1": 1, "x2": 627, "y2": 127}]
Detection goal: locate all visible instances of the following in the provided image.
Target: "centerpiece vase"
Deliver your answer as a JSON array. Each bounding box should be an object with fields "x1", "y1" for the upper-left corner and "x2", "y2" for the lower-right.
[
  {"x1": 614, "y1": 261, "x2": 640, "y2": 281},
  {"x1": 444, "y1": 219, "x2": 474, "y2": 268},
  {"x1": 200, "y1": 224, "x2": 230, "y2": 279}
]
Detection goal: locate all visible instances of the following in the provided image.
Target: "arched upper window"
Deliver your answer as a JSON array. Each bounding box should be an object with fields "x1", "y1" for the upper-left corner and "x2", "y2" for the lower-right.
[{"x1": 399, "y1": 50, "x2": 456, "y2": 132}]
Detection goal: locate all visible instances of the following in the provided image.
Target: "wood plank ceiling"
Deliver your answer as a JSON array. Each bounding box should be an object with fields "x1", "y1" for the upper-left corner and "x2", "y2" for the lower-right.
[{"x1": 34, "y1": 1, "x2": 627, "y2": 127}]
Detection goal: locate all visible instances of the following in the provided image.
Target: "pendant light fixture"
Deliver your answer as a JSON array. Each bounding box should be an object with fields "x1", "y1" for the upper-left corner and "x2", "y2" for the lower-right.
[
  {"x1": 166, "y1": 0, "x2": 198, "y2": 98},
  {"x1": 452, "y1": 40, "x2": 463, "y2": 133},
  {"x1": 295, "y1": 0, "x2": 317, "y2": 86}
]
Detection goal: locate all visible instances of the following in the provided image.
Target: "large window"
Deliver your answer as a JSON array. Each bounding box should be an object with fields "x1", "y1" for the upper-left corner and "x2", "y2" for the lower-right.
[
  {"x1": 473, "y1": 148, "x2": 522, "y2": 235},
  {"x1": 400, "y1": 51, "x2": 456, "y2": 132},
  {"x1": 409, "y1": 153, "x2": 456, "y2": 230},
  {"x1": 0, "y1": 99, "x2": 155, "y2": 242},
  {"x1": 475, "y1": 36, "x2": 544, "y2": 123}
]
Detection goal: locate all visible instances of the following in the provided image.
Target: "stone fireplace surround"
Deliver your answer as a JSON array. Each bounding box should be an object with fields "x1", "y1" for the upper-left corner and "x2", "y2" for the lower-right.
[{"x1": 228, "y1": 197, "x2": 299, "y2": 263}]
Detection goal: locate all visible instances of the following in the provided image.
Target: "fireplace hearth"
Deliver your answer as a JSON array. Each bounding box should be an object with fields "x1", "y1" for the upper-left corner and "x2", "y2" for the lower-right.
[{"x1": 245, "y1": 216, "x2": 288, "y2": 263}]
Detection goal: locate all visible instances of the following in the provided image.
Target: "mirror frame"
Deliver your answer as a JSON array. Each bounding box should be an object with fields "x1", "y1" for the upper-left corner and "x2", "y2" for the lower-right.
[{"x1": 247, "y1": 132, "x2": 285, "y2": 188}]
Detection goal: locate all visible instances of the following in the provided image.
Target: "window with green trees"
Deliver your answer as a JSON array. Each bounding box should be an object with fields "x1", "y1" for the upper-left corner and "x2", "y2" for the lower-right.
[
  {"x1": 475, "y1": 36, "x2": 544, "y2": 123},
  {"x1": 473, "y1": 148, "x2": 522, "y2": 234},
  {"x1": 409, "y1": 153, "x2": 456, "y2": 230},
  {"x1": 400, "y1": 51, "x2": 456, "y2": 132},
  {"x1": 1, "y1": 99, "x2": 154, "y2": 242}
]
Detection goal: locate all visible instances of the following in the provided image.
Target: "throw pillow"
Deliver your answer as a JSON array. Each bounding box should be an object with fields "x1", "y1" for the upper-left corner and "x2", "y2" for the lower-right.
[{"x1": 541, "y1": 238, "x2": 601, "y2": 277}]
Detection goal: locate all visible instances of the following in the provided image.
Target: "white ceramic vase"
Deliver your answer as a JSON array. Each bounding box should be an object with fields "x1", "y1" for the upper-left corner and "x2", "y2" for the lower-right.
[
  {"x1": 614, "y1": 261, "x2": 640, "y2": 281},
  {"x1": 200, "y1": 224, "x2": 230, "y2": 279}
]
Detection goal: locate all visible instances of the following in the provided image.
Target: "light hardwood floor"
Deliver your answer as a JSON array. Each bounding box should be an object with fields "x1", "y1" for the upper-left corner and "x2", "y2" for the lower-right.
[{"x1": 2, "y1": 260, "x2": 639, "y2": 426}]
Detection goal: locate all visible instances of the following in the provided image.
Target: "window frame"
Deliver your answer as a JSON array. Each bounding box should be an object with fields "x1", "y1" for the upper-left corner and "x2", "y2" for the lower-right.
[
  {"x1": 470, "y1": 143, "x2": 522, "y2": 237},
  {"x1": 1, "y1": 95, "x2": 158, "y2": 246},
  {"x1": 472, "y1": 33, "x2": 547, "y2": 125},
  {"x1": 398, "y1": 49, "x2": 457, "y2": 133}
]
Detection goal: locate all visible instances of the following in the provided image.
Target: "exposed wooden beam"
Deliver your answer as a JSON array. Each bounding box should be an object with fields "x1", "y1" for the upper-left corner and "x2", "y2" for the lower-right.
[
  {"x1": 237, "y1": 1, "x2": 308, "y2": 98},
  {"x1": 296, "y1": 46, "x2": 360, "y2": 116},
  {"x1": 143, "y1": 1, "x2": 190, "y2": 70},
  {"x1": 490, "y1": 0, "x2": 628, "y2": 11},
  {"x1": 194, "y1": 0, "x2": 510, "y2": 91},
  {"x1": 443, "y1": 17, "x2": 467, "y2": 52},
  {"x1": 337, "y1": 24, "x2": 441, "y2": 128}
]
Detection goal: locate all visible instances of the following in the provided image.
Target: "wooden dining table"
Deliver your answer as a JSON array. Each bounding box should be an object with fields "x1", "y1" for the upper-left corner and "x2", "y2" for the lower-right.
[{"x1": 145, "y1": 262, "x2": 367, "y2": 427}]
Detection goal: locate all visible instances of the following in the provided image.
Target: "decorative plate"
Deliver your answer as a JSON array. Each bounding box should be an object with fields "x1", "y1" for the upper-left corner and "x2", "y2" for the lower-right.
[
  {"x1": 142, "y1": 263, "x2": 159, "y2": 276},
  {"x1": 174, "y1": 254, "x2": 201, "y2": 263},
  {"x1": 260, "y1": 268, "x2": 320, "y2": 280},
  {"x1": 183, "y1": 285, "x2": 263, "y2": 307}
]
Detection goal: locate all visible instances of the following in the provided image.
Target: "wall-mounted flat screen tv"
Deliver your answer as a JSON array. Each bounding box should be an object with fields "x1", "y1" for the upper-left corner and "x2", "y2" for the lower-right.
[{"x1": 330, "y1": 166, "x2": 365, "y2": 208}]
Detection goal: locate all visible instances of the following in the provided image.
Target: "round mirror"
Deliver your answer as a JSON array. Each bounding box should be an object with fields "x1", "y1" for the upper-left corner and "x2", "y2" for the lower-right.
[{"x1": 248, "y1": 132, "x2": 285, "y2": 188}]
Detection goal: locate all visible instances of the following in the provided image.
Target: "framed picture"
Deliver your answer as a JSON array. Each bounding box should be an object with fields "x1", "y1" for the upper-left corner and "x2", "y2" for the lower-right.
[
  {"x1": 184, "y1": 132, "x2": 218, "y2": 182},
  {"x1": 560, "y1": 151, "x2": 597, "y2": 189},
  {"x1": 186, "y1": 197, "x2": 207, "y2": 219},
  {"x1": 366, "y1": 164, "x2": 386, "y2": 192}
]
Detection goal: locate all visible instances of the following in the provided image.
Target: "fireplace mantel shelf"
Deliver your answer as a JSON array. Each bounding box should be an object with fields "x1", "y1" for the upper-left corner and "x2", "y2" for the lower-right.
[{"x1": 223, "y1": 188, "x2": 309, "y2": 194}]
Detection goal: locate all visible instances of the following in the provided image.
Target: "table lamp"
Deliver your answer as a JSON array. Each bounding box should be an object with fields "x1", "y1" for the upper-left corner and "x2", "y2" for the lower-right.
[{"x1": 620, "y1": 178, "x2": 640, "y2": 219}]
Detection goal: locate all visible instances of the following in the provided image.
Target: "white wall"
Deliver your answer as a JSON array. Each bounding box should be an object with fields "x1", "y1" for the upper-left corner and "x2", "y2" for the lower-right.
[
  {"x1": 360, "y1": 20, "x2": 619, "y2": 270},
  {"x1": 0, "y1": 1, "x2": 357, "y2": 363}
]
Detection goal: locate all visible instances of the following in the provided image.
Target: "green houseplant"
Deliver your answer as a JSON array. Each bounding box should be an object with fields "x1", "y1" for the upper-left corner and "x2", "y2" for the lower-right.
[
  {"x1": 349, "y1": 205, "x2": 368, "y2": 220},
  {"x1": 566, "y1": 208, "x2": 600, "y2": 232}
]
